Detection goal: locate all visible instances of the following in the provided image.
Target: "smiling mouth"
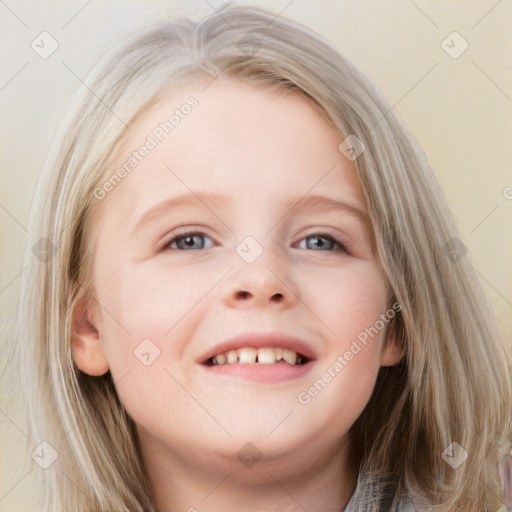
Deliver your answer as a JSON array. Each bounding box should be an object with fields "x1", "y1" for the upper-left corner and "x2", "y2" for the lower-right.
[{"x1": 203, "y1": 347, "x2": 310, "y2": 366}]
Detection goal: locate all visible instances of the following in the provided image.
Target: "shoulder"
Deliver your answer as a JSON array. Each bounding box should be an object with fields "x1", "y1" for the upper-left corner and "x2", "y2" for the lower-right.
[
  {"x1": 343, "y1": 495, "x2": 426, "y2": 512},
  {"x1": 342, "y1": 471, "x2": 429, "y2": 512}
]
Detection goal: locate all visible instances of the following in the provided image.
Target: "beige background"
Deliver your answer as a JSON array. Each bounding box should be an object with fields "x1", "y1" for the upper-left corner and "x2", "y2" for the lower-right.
[{"x1": 1, "y1": 0, "x2": 511, "y2": 510}]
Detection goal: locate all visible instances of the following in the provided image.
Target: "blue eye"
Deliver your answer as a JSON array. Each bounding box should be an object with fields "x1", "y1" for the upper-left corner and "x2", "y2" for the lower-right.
[
  {"x1": 166, "y1": 233, "x2": 214, "y2": 250},
  {"x1": 163, "y1": 231, "x2": 345, "y2": 252},
  {"x1": 298, "y1": 234, "x2": 345, "y2": 251}
]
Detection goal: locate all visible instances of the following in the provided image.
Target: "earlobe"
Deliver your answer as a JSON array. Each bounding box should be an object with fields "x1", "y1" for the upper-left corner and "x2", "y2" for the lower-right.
[
  {"x1": 71, "y1": 297, "x2": 109, "y2": 376},
  {"x1": 379, "y1": 337, "x2": 404, "y2": 367}
]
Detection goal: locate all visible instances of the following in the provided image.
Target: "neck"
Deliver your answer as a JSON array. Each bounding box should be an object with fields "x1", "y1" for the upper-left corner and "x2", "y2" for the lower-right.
[{"x1": 139, "y1": 430, "x2": 358, "y2": 512}]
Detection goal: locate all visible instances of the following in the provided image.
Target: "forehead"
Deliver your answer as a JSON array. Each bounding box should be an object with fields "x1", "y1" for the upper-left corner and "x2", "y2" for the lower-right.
[{"x1": 99, "y1": 78, "x2": 367, "y2": 223}]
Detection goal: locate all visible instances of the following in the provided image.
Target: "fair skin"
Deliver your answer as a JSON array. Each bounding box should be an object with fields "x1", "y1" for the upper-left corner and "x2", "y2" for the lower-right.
[{"x1": 72, "y1": 79, "x2": 402, "y2": 512}]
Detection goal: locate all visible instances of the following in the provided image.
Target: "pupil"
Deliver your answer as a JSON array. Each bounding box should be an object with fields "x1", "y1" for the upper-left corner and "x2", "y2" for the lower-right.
[{"x1": 313, "y1": 237, "x2": 324, "y2": 248}]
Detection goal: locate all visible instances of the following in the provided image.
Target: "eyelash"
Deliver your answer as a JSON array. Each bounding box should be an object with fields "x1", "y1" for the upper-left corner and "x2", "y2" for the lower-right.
[{"x1": 161, "y1": 230, "x2": 348, "y2": 253}]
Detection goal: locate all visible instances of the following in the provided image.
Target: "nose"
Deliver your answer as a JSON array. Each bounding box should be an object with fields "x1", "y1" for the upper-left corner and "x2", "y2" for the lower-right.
[{"x1": 221, "y1": 246, "x2": 299, "y2": 309}]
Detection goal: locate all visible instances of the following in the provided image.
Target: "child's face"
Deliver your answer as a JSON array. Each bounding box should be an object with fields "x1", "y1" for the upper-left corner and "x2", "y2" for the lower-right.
[{"x1": 74, "y1": 79, "x2": 401, "y2": 472}]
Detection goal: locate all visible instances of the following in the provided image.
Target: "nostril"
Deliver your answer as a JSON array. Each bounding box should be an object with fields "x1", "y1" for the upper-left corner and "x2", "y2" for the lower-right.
[{"x1": 233, "y1": 291, "x2": 285, "y2": 302}]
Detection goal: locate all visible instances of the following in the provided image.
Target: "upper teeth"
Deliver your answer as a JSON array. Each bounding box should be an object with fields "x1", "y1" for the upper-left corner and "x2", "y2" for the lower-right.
[{"x1": 211, "y1": 347, "x2": 303, "y2": 366}]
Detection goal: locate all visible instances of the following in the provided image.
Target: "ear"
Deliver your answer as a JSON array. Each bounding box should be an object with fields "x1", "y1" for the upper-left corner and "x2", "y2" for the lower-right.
[
  {"x1": 71, "y1": 296, "x2": 109, "y2": 376},
  {"x1": 379, "y1": 323, "x2": 404, "y2": 367},
  {"x1": 380, "y1": 338, "x2": 403, "y2": 367}
]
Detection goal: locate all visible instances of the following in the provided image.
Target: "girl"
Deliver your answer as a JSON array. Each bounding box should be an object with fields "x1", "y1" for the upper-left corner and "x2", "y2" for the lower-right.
[{"x1": 5, "y1": 5, "x2": 511, "y2": 511}]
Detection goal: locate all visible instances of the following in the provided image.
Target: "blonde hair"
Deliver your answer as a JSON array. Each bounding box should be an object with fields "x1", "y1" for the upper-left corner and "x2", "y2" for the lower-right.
[{"x1": 5, "y1": 5, "x2": 511, "y2": 511}]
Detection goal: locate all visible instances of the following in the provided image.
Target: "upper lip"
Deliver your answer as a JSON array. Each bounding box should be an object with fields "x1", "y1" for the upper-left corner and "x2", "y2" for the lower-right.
[{"x1": 197, "y1": 332, "x2": 318, "y2": 364}]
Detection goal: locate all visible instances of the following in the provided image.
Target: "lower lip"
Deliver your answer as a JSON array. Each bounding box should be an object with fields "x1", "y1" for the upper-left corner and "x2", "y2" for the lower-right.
[{"x1": 201, "y1": 361, "x2": 314, "y2": 383}]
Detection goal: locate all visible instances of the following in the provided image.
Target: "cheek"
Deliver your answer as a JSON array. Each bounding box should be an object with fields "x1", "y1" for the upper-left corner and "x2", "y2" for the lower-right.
[
  {"x1": 92, "y1": 257, "x2": 227, "y2": 374},
  {"x1": 99, "y1": 257, "x2": 215, "y2": 328},
  {"x1": 301, "y1": 259, "x2": 388, "y2": 342},
  {"x1": 91, "y1": 259, "x2": 215, "y2": 421},
  {"x1": 293, "y1": 261, "x2": 389, "y2": 429}
]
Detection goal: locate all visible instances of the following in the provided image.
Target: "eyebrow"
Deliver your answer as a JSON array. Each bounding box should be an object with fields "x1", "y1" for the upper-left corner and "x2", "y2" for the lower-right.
[
  {"x1": 132, "y1": 191, "x2": 370, "y2": 234},
  {"x1": 132, "y1": 192, "x2": 231, "y2": 234},
  {"x1": 282, "y1": 194, "x2": 370, "y2": 222}
]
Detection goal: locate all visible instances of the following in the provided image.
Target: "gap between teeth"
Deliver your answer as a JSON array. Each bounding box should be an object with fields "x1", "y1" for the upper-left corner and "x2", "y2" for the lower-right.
[{"x1": 211, "y1": 347, "x2": 304, "y2": 366}]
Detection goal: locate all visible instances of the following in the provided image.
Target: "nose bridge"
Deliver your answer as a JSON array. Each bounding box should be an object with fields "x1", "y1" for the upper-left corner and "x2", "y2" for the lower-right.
[{"x1": 222, "y1": 235, "x2": 296, "y2": 308}]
